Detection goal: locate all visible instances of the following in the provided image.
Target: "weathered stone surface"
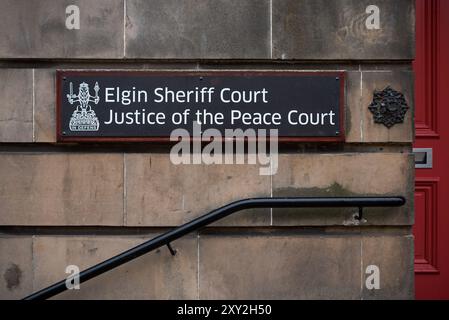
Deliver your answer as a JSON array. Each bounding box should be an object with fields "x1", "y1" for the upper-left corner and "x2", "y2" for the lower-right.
[
  {"x1": 32, "y1": 235, "x2": 197, "y2": 299},
  {"x1": 0, "y1": 237, "x2": 34, "y2": 299},
  {"x1": 0, "y1": 69, "x2": 33, "y2": 142},
  {"x1": 126, "y1": 0, "x2": 270, "y2": 59},
  {"x1": 125, "y1": 154, "x2": 271, "y2": 226},
  {"x1": 273, "y1": 0, "x2": 415, "y2": 60},
  {"x1": 199, "y1": 233, "x2": 361, "y2": 299},
  {"x1": 0, "y1": 0, "x2": 124, "y2": 59},
  {"x1": 272, "y1": 153, "x2": 414, "y2": 226},
  {"x1": 362, "y1": 234, "x2": 414, "y2": 299},
  {"x1": 34, "y1": 69, "x2": 56, "y2": 142},
  {"x1": 1, "y1": 232, "x2": 414, "y2": 300},
  {"x1": 346, "y1": 71, "x2": 414, "y2": 142},
  {"x1": 0, "y1": 154, "x2": 124, "y2": 225},
  {"x1": 0, "y1": 0, "x2": 417, "y2": 302},
  {"x1": 345, "y1": 71, "x2": 363, "y2": 142},
  {"x1": 198, "y1": 63, "x2": 362, "y2": 71}
]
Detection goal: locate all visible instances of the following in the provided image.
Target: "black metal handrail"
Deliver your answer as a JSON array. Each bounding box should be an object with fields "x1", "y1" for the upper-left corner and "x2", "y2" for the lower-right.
[{"x1": 23, "y1": 196, "x2": 405, "y2": 300}]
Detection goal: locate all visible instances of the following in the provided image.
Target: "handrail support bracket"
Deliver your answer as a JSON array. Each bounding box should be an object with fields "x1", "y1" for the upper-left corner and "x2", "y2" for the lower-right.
[
  {"x1": 356, "y1": 207, "x2": 363, "y2": 220},
  {"x1": 167, "y1": 243, "x2": 177, "y2": 256}
]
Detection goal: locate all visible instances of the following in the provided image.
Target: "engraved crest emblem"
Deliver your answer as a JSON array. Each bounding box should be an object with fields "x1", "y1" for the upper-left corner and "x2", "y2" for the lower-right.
[{"x1": 67, "y1": 81, "x2": 100, "y2": 131}]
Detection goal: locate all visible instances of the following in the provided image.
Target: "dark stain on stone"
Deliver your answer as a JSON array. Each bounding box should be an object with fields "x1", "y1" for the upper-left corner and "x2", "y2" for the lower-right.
[
  {"x1": 273, "y1": 182, "x2": 362, "y2": 220},
  {"x1": 3, "y1": 263, "x2": 22, "y2": 290},
  {"x1": 273, "y1": 182, "x2": 401, "y2": 224},
  {"x1": 274, "y1": 182, "x2": 358, "y2": 198}
]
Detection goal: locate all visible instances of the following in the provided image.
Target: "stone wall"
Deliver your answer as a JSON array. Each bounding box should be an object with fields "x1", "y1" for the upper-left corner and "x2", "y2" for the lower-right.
[{"x1": 0, "y1": 0, "x2": 415, "y2": 299}]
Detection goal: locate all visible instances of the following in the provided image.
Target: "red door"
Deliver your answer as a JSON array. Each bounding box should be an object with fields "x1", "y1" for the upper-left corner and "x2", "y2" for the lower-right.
[{"x1": 414, "y1": 0, "x2": 449, "y2": 299}]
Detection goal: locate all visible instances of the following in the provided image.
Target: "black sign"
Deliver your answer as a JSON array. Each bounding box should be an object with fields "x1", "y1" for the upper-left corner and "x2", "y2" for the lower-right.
[{"x1": 56, "y1": 71, "x2": 345, "y2": 142}]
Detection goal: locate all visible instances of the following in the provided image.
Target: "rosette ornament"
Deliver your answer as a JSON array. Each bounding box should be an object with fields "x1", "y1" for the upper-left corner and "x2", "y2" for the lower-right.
[{"x1": 368, "y1": 86, "x2": 409, "y2": 128}]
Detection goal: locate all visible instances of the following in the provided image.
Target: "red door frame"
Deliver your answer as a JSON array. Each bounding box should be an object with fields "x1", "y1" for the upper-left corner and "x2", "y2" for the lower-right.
[{"x1": 414, "y1": 0, "x2": 449, "y2": 299}]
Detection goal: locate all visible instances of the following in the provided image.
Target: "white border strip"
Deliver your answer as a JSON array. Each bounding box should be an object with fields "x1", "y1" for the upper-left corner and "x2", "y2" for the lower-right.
[{"x1": 32, "y1": 69, "x2": 35, "y2": 142}]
